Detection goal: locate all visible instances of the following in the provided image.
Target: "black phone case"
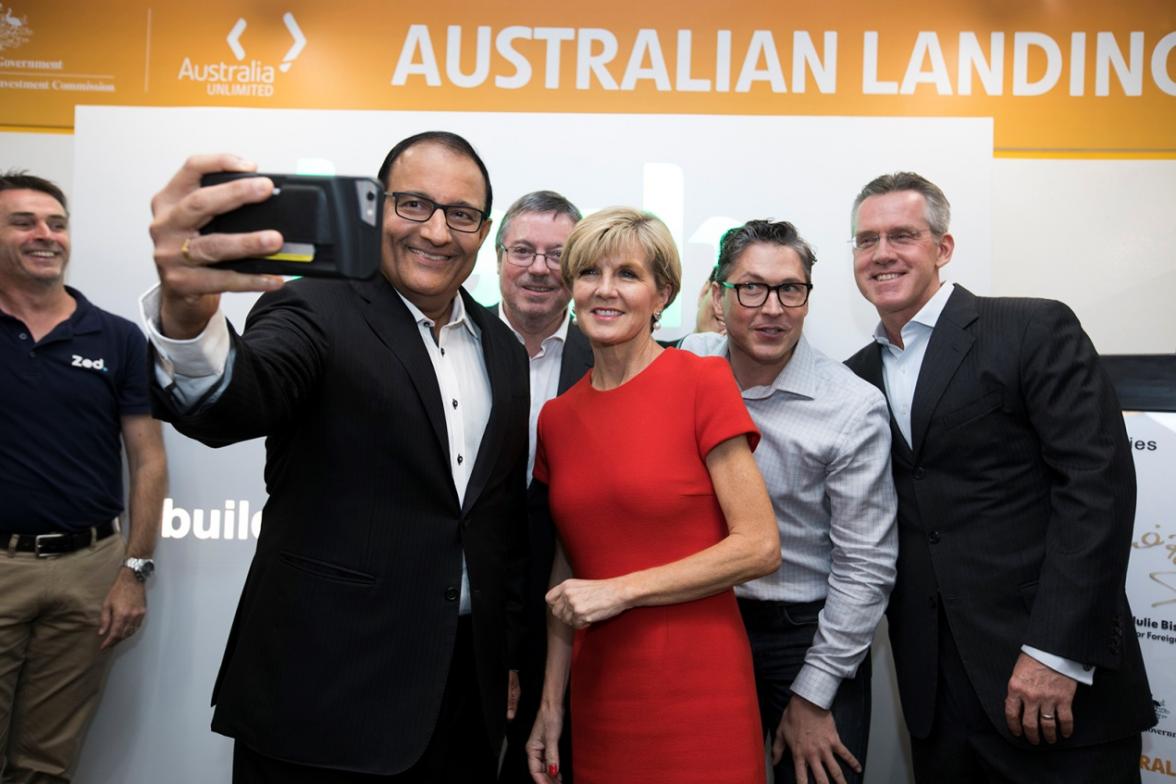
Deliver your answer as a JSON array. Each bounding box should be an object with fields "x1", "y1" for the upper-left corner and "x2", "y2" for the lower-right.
[{"x1": 200, "y1": 173, "x2": 383, "y2": 280}]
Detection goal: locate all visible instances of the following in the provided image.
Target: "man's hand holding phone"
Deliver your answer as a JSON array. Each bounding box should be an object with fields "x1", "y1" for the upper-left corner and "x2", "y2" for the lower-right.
[
  {"x1": 150, "y1": 155, "x2": 286, "y2": 340},
  {"x1": 149, "y1": 155, "x2": 383, "y2": 340}
]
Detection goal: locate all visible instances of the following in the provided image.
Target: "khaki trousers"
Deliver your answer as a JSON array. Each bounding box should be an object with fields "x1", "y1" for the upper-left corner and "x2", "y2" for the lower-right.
[{"x1": 0, "y1": 532, "x2": 125, "y2": 783}]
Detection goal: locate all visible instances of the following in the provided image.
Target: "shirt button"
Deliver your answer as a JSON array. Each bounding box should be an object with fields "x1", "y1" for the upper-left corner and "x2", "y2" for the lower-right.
[
  {"x1": 451, "y1": 399, "x2": 459, "y2": 409},
  {"x1": 913, "y1": 467, "x2": 926, "y2": 480},
  {"x1": 18, "y1": 332, "x2": 28, "y2": 340},
  {"x1": 439, "y1": 347, "x2": 446, "y2": 356},
  {"x1": 928, "y1": 530, "x2": 941, "y2": 544},
  {"x1": 456, "y1": 454, "x2": 463, "y2": 465},
  {"x1": 445, "y1": 586, "x2": 459, "y2": 601}
]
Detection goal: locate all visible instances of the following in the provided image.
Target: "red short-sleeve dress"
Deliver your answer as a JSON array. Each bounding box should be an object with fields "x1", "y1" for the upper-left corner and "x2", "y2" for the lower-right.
[{"x1": 533, "y1": 348, "x2": 765, "y2": 784}]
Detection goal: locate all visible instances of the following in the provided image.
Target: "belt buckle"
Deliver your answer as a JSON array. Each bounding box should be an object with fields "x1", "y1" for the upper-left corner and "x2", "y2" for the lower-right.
[{"x1": 34, "y1": 533, "x2": 66, "y2": 558}]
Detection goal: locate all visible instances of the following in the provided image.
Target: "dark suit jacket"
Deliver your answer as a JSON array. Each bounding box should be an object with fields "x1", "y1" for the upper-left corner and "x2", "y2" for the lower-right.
[
  {"x1": 558, "y1": 320, "x2": 594, "y2": 395},
  {"x1": 522, "y1": 317, "x2": 592, "y2": 666},
  {"x1": 486, "y1": 305, "x2": 592, "y2": 673},
  {"x1": 152, "y1": 276, "x2": 530, "y2": 775},
  {"x1": 488, "y1": 304, "x2": 594, "y2": 395},
  {"x1": 491, "y1": 307, "x2": 592, "y2": 783},
  {"x1": 845, "y1": 285, "x2": 1154, "y2": 746},
  {"x1": 482, "y1": 305, "x2": 588, "y2": 677}
]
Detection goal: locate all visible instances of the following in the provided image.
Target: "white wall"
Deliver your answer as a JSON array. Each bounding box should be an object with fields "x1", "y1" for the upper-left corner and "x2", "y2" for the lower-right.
[
  {"x1": 991, "y1": 158, "x2": 1176, "y2": 354},
  {"x1": 1, "y1": 132, "x2": 74, "y2": 203},
  {"x1": 5, "y1": 131, "x2": 1172, "y2": 353}
]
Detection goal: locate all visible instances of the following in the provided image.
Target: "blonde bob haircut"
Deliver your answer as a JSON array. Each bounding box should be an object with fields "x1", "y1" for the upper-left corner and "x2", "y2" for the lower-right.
[{"x1": 560, "y1": 207, "x2": 682, "y2": 323}]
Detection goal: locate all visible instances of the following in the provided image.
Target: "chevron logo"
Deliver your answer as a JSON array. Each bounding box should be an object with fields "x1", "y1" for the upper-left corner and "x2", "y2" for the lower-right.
[
  {"x1": 226, "y1": 18, "x2": 246, "y2": 60},
  {"x1": 225, "y1": 12, "x2": 306, "y2": 72}
]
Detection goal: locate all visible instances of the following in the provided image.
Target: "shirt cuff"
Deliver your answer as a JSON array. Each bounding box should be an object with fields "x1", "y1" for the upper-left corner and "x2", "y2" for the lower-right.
[
  {"x1": 138, "y1": 284, "x2": 232, "y2": 407},
  {"x1": 1021, "y1": 645, "x2": 1095, "y2": 686},
  {"x1": 789, "y1": 664, "x2": 841, "y2": 711}
]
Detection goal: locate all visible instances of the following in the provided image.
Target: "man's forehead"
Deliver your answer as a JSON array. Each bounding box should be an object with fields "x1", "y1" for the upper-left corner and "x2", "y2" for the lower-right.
[
  {"x1": 387, "y1": 142, "x2": 486, "y2": 204},
  {"x1": 858, "y1": 190, "x2": 926, "y2": 221},
  {"x1": 732, "y1": 243, "x2": 804, "y2": 273},
  {"x1": 505, "y1": 211, "x2": 575, "y2": 240},
  {"x1": 0, "y1": 191, "x2": 67, "y2": 220}
]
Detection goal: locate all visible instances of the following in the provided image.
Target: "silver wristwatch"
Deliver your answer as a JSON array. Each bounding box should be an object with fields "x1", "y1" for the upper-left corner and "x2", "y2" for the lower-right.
[{"x1": 124, "y1": 557, "x2": 155, "y2": 582}]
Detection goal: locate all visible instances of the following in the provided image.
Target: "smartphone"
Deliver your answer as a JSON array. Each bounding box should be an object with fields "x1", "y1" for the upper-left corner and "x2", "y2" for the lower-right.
[{"x1": 200, "y1": 173, "x2": 383, "y2": 280}]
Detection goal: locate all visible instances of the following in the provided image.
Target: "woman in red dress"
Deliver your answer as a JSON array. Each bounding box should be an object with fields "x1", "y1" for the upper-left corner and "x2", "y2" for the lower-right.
[{"x1": 525, "y1": 207, "x2": 780, "y2": 784}]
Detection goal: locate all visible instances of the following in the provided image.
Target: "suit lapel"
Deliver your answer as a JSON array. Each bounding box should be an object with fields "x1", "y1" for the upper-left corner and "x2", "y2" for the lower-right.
[
  {"x1": 855, "y1": 344, "x2": 913, "y2": 464},
  {"x1": 491, "y1": 303, "x2": 591, "y2": 395},
  {"x1": 910, "y1": 286, "x2": 979, "y2": 457},
  {"x1": 558, "y1": 321, "x2": 594, "y2": 393},
  {"x1": 463, "y1": 290, "x2": 512, "y2": 516},
  {"x1": 350, "y1": 277, "x2": 449, "y2": 461}
]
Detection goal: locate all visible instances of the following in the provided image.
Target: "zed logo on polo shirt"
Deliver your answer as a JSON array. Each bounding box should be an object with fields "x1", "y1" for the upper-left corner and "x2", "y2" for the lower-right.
[{"x1": 71, "y1": 354, "x2": 108, "y2": 372}]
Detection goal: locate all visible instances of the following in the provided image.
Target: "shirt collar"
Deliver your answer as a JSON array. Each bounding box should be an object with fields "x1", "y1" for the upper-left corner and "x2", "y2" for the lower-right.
[
  {"x1": 871, "y1": 281, "x2": 954, "y2": 348},
  {"x1": 0, "y1": 286, "x2": 99, "y2": 343},
  {"x1": 742, "y1": 333, "x2": 818, "y2": 401},
  {"x1": 498, "y1": 305, "x2": 570, "y2": 350},
  {"x1": 687, "y1": 331, "x2": 817, "y2": 402},
  {"x1": 397, "y1": 289, "x2": 480, "y2": 339}
]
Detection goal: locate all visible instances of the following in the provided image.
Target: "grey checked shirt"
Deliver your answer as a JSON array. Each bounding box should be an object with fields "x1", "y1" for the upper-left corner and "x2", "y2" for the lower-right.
[{"x1": 680, "y1": 332, "x2": 898, "y2": 708}]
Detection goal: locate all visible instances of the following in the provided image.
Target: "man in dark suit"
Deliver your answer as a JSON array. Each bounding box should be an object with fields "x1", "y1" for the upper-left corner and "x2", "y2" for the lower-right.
[
  {"x1": 141, "y1": 132, "x2": 529, "y2": 782},
  {"x1": 491, "y1": 191, "x2": 591, "y2": 783},
  {"x1": 844, "y1": 172, "x2": 1154, "y2": 782}
]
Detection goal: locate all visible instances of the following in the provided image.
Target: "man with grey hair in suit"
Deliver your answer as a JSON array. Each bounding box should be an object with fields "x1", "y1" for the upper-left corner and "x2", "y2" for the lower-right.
[
  {"x1": 845, "y1": 171, "x2": 1153, "y2": 783},
  {"x1": 494, "y1": 191, "x2": 591, "y2": 784}
]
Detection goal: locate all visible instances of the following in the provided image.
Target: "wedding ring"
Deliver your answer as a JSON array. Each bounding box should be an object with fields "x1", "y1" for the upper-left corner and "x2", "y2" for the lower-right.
[
  {"x1": 180, "y1": 237, "x2": 193, "y2": 262},
  {"x1": 1040, "y1": 713, "x2": 1055, "y2": 720}
]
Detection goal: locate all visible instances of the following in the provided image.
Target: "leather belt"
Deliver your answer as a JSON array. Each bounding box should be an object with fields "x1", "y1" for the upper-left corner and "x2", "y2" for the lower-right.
[{"x1": 3, "y1": 519, "x2": 118, "y2": 557}]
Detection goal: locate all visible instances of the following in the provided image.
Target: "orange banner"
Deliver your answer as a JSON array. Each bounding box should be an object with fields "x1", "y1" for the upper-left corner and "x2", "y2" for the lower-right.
[{"x1": 1, "y1": 0, "x2": 1173, "y2": 157}]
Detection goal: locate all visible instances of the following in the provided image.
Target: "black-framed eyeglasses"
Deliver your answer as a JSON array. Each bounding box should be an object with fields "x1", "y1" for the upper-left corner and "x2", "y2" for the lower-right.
[
  {"x1": 849, "y1": 228, "x2": 931, "y2": 253},
  {"x1": 387, "y1": 192, "x2": 488, "y2": 233},
  {"x1": 719, "y1": 280, "x2": 812, "y2": 308},
  {"x1": 501, "y1": 244, "x2": 562, "y2": 270}
]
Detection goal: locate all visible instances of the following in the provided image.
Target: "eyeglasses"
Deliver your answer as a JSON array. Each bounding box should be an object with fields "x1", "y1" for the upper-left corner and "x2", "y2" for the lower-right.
[
  {"x1": 850, "y1": 228, "x2": 931, "y2": 252},
  {"x1": 719, "y1": 281, "x2": 812, "y2": 308},
  {"x1": 501, "y1": 245, "x2": 562, "y2": 270},
  {"x1": 387, "y1": 192, "x2": 488, "y2": 233}
]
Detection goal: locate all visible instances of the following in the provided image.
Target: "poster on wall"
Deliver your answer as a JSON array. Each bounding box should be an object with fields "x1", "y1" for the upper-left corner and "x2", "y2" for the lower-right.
[{"x1": 1126, "y1": 411, "x2": 1176, "y2": 781}]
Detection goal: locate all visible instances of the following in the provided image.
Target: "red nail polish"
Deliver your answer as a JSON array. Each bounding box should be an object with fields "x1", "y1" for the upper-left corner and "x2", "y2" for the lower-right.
[{"x1": 548, "y1": 762, "x2": 559, "y2": 776}]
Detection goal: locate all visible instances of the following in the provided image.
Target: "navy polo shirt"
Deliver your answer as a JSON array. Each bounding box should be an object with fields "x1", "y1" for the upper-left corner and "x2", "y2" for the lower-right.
[{"x1": 0, "y1": 287, "x2": 150, "y2": 533}]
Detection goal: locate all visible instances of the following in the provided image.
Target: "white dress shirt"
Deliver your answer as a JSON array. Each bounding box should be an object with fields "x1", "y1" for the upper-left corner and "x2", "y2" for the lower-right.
[
  {"x1": 139, "y1": 284, "x2": 491, "y2": 615},
  {"x1": 871, "y1": 281, "x2": 1094, "y2": 685},
  {"x1": 680, "y1": 332, "x2": 898, "y2": 709},
  {"x1": 498, "y1": 307, "x2": 570, "y2": 482}
]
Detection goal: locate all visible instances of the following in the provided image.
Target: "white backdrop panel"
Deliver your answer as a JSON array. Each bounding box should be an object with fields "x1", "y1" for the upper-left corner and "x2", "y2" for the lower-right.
[{"x1": 67, "y1": 106, "x2": 992, "y2": 783}]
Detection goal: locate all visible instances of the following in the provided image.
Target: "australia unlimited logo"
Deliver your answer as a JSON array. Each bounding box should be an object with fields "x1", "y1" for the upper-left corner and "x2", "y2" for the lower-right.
[{"x1": 177, "y1": 12, "x2": 305, "y2": 96}]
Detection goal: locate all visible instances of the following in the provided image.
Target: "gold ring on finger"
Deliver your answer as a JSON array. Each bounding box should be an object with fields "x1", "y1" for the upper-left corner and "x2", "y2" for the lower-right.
[{"x1": 180, "y1": 237, "x2": 194, "y2": 262}]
